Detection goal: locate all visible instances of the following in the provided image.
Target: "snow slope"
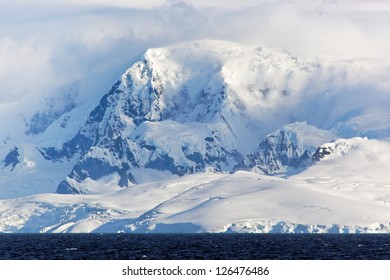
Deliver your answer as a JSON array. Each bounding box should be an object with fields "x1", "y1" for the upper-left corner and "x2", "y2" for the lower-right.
[
  {"x1": 0, "y1": 83, "x2": 102, "y2": 198},
  {"x1": 2, "y1": 137, "x2": 390, "y2": 233}
]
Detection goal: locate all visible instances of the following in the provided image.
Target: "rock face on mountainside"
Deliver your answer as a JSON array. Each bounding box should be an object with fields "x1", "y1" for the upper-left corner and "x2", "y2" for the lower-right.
[{"x1": 2, "y1": 147, "x2": 20, "y2": 171}]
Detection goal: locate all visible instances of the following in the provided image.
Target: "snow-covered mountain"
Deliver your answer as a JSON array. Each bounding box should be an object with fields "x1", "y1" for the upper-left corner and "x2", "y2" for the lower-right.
[
  {"x1": 2, "y1": 40, "x2": 311, "y2": 195},
  {"x1": 1, "y1": 40, "x2": 390, "y2": 232},
  {"x1": 235, "y1": 122, "x2": 336, "y2": 174}
]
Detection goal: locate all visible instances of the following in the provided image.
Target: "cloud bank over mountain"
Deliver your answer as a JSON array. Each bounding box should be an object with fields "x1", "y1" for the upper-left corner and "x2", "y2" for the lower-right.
[{"x1": 1, "y1": 0, "x2": 389, "y2": 105}]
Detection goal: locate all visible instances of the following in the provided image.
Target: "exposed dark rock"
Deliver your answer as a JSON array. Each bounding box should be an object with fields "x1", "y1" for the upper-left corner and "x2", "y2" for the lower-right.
[{"x1": 3, "y1": 147, "x2": 20, "y2": 171}]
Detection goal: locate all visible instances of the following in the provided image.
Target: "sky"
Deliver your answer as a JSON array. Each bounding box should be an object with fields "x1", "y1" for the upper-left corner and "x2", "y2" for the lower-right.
[{"x1": 1, "y1": 0, "x2": 390, "y2": 105}]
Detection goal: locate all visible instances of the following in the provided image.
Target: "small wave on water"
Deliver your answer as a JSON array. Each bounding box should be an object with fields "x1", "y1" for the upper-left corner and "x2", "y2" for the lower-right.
[{"x1": 65, "y1": 248, "x2": 78, "y2": 251}]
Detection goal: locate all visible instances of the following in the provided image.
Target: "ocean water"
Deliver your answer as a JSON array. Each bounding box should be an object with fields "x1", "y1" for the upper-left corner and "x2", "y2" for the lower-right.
[{"x1": 0, "y1": 233, "x2": 390, "y2": 260}]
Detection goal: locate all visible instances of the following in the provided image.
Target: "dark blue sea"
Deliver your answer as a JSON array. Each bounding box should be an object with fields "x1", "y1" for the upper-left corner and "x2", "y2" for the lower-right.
[{"x1": 1, "y1": 233, "x2": 390, "y2": 260}]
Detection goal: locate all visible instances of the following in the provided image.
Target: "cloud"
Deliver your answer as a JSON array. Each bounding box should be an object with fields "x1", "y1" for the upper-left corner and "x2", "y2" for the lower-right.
[
  {"x1": 0, "y1": 0, "x2": 389, "y2": 105},
  {"x1": 208, "y1": 1, "x2": 390, "y2": 59},
  {"x1": 0, "y1": 38, "x2": 56, "y2": 101}
]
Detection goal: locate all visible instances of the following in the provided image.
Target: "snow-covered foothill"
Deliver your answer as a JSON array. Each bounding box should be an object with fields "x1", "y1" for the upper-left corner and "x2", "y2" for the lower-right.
[{"x1": 2, "y1": 151, "x2": 390, "y2": 233}]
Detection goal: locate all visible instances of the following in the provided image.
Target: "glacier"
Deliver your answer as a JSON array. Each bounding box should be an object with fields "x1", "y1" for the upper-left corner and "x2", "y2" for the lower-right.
[{"x1": 1, "y1": 40, "x2": 390, "y2": 232}]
